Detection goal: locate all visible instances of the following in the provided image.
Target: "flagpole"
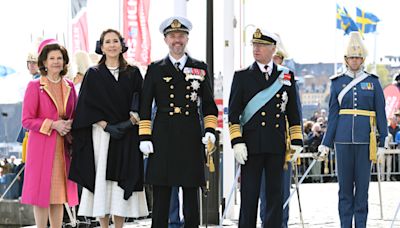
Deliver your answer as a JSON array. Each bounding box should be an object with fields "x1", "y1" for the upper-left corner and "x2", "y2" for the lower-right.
[{"x1": 373, "y1": 32, "x2": 378, "y2": 74}]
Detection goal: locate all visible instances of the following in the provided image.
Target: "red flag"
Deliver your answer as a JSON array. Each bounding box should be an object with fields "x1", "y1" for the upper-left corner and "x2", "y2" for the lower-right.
[
  {"x1": 71, "y1": 0, "x2": 89, "y2": 54},
  {"x1": 384, "y1": 84, "x2": 400, "y2": 119},
  {"x1": 215, "y1": 98, "x2": 223, "y2": 128},
  {"x1": 123, "y1": 0, "x2": 151, "y2": 66}
]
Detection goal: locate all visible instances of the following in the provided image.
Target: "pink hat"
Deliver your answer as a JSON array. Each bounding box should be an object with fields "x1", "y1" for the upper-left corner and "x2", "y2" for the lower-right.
[{"x1": 37, "y1": 38, "x2": 58, "y2": 54}]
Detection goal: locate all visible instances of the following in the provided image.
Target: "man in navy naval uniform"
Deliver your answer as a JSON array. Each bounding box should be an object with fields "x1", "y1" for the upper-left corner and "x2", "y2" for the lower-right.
[
  {"x1": 139, "y1": 16, "x2": 218, "y2": 228},
  {"x1": 319, "y1": 31, "x2": 388, "y2": 228},
  {"x1": 229, "y1": 28, "x2": 303, "y2": 228}
]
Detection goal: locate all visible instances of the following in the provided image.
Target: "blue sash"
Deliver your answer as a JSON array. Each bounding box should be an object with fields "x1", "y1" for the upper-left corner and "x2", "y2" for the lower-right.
[{"x1": 240, "y1": 65, "x2": 289, "y2": 126}]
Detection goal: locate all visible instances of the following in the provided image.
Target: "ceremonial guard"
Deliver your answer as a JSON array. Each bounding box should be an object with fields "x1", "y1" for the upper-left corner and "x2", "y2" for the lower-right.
[
  {"x1": 139, "y1": 16, "x2": 218, "y2": 228},
  {"x1": 319, "y1": 31, "x2": 388, "y2": 228},
  {"x1": 229, "y1": 28, "x2": 303, "y2": 228}
]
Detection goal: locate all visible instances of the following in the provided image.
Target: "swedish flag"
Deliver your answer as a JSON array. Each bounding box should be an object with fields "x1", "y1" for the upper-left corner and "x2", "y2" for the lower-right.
[
  {"x1": 356, "y1": 8, "x2": 380, "y2": 34},
  {"x1": 336, "y1": 4, "x2": 359, "y2": 35}
]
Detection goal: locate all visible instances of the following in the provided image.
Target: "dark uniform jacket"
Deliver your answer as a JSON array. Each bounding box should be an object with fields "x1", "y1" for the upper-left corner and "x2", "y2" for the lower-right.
[
  {"x1": 139, "y1": 55, "x2": 218, "y2": 187},
  {"x1": 229, "y1": 62, "x2": 303, "y2": 154}
]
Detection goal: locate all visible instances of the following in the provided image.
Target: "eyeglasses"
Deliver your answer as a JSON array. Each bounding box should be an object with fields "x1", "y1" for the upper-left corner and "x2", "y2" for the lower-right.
[{"x1": 27, "y1": 61, "x2": 37, "y2": 64}]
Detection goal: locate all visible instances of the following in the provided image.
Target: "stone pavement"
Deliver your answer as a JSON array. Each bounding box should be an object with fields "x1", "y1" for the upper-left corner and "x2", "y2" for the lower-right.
[
  {"x1": 122, "y1": 182, "x2": 400, "y2": 228},
  {"x1": 22, "y1": 182, "x2": 400, "y2": 227}
]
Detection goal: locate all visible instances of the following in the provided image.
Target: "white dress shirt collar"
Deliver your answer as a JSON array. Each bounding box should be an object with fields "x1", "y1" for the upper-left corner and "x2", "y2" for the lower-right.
[
  {"x1": 169, "y1": 54, "x2": 187, "y2": 70},
  {"x1": 256, "y1": 60, "x2": 273, "y2": 75}
]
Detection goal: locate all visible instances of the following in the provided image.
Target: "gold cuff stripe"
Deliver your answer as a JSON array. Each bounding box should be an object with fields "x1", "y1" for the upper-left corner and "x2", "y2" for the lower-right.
[
  {"x1": 39, "y1": 119, "x2": 53, "y2": 136},
  {"x1": 289, "y1": 125, "x2": 303, "y2": 140},
  {"x1": 229, "y1": 124, "x2": 242, "y2": 140},
  {"x1": 139, "y1": 120, "x2": 152, "y2": 135},
  {"x1": 289, "y1": 126, "x2": 302, "y2": 133},
  {"x1": 204, "y1": 115, "x2": 218, "y2": 129},
  {"x1": 290, "y1": 133, "x2": 303, "y2": 140}
]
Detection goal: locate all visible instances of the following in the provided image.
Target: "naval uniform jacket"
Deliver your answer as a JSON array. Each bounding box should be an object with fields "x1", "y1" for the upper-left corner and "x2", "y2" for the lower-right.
[
  {"x1": 229, "y1": 62, "x2": 303, "y2": 154},
  {"x1": 322, "y1": 71, "x2": 388, "y2": 148},
  {"x1": 139, "y1": 55, "x2": 218, "y2": 187}
]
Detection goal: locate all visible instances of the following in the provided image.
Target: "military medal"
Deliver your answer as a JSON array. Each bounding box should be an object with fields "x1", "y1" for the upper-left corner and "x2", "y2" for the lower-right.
[
  {"x1": 191, "y1": 80, "x2": 200, "y2": 90},
  {"x1": 280, "y1": 91, "x2": 288, "y2": 112},
  {"x1": 184, "y1": 67, "x2": 206, "y2": 81},
  {"x1": 279, "y1": 73, "x2": 291, "y2": 86},
  {"x1": 190, "y1": 91, "x2": 198, "y2": 102}
]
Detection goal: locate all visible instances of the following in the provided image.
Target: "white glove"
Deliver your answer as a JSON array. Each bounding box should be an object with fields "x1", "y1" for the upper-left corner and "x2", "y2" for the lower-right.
[
  {"x1": 317, "y1": 145, "x2": 330, "y2": 161},
  {"x1": 384, "y1": 135, "x2": 391, "y2": 149},
  {"x1": 202, "y1": 132, "x2": 216, "y2": 145},
  {"x1": 233, "y1": 143, "x2": 248, "y2": 165},
  {"x1": 377, "y1": 147, "x2": 386, "y2": 162},
  {"x1": 139, "y1": 141, "x2": 154, "y2": 156},
  {"x1": 289, "y1": 145, "x2": 303, "y2": 162}
]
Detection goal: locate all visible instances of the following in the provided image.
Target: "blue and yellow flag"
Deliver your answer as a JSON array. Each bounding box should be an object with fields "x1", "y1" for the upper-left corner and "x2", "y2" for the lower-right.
[
  {"x1": 336, "y1": 4, "x2": 359, "y2": 35},
  {"x1": 356, "y1": 7, "x2": 380, "y2": 34}
]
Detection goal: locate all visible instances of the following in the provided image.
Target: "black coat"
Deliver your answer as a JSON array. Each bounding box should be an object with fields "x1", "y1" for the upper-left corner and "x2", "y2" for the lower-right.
[
  {"x1": 69, "y1": 63, "x2": 144, "y2": 200},
  {"x1": 139, "y1": 55, "x2": 218, "y2": 187},
  {"x1": 229, "y1": 62, "x2": 303, "y2": 154}
]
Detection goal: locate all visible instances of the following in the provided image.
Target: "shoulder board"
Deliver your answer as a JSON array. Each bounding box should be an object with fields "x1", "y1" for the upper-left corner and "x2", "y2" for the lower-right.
[
  {"x1": 329, "y1": 73, "x2": 343, "y2": 80},
  {"x1": 365, "y1": 71, "x2": 378, "y2": 78},
  {"x1": 277, "y1": 64, "x2": 290, "y2": 74},
  {"x1": 236, "y1": 66, "x2": 251, "y2": 73},
  {"x1": 150, "y1": 59, "x2": 163, "y2": 65}
]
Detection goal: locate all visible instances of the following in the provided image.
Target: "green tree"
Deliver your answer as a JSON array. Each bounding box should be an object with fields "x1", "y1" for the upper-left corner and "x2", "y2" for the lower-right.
[{"x1": 366, "y1": 64, "x2": 391, "y2": 88}]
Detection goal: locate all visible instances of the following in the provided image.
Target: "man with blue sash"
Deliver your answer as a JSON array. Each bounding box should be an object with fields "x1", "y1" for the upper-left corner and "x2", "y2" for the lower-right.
[
  {"x1": 319, "y1": 31, "x2": 388, "y2": 228},
  {"x1": 229, "y1": 28, "x2": 303, "y2": 228}
]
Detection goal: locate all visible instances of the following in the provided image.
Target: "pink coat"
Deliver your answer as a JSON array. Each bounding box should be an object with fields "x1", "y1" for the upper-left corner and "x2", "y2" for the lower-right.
[{"x1": 21, "y1": 77, "x2": 78, "y2": 207}]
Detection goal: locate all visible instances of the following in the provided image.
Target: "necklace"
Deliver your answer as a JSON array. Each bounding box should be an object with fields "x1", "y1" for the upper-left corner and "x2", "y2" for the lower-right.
[
  {"x1": 47, "y1": 76, "x2": 62, "y2": 83},
  {"x1": 107, "y1": 66, "x2": 119, "y2": 76}
]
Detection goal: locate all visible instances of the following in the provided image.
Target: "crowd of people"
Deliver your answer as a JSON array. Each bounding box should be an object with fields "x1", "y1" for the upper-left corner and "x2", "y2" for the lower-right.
[{"x1": 0, "y1": 14, "x2": 397, "y2": 228}]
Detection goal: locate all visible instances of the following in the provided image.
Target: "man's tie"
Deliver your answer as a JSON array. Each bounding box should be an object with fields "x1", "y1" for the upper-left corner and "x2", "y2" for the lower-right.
[
  {"x1": 174, "y1": 62, "x2": 181, "y2": 71},
  {"x1": 264, "y1": 65, "x2": 270, "y2": 81}
]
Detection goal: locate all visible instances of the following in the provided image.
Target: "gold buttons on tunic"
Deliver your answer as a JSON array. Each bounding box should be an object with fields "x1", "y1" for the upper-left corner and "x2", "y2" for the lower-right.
[
  {"x1": 186, "y1": 94, "x2": 190, "y2": 99},
  {"x1": 170, "y1": 103, "x2": 174, "y2": 107},
  {"x1": 276, "y1": 114, "x2": 280, "y2": 118},
  {"x1": 170, "y1": 85, "x2": 174, "y2": 89},
  {"x1": 186, "y1": 86, "x2": 191, "y2": 90},
  {"x1": 169, "y1": 112, "x2": 174, "y2": 116},
  {"x1": 185, "y1": 111, "x2": 190, "y2": 115},
  {"x1": 170, "y1": 94, "x2": 175, "y2": 98},
  {"x1": 276, "y1": 94, "x2": 281, "y2": 98},
  {"x1": 276, "y1": 104, "x2": 280, "y2": 108},
  {"x1": 186, "y1": 104, "x2": 190, "y2": 108},
  {"x1": 275, "y1": 124, "x2": 279, "y2": 128},
  {"x1": 261, "y1": 122, "x2": 266, "y2": 126},
  {"x1": 174, "y1": 107, "x2": 181, "y2": 113},
  {"x1": 261, "y1": 112, "x2": 266, "y2": 116}
]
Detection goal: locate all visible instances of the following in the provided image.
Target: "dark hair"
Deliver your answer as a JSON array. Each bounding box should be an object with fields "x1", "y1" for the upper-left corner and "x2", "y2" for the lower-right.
[
  {"x1": 38, "y1": 43, "x2": 69, "y2": 76},
  {"x1": 97, "y1": 29, "x2": 128, "y2": 70}
]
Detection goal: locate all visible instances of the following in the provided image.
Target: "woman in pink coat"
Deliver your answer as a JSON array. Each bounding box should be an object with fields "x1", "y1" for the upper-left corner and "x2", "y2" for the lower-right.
[{"x1": 21, "y1": 42, "x2": 78, "y2": 228}]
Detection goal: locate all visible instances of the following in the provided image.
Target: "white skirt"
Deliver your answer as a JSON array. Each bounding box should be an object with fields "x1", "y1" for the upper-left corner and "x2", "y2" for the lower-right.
[{"x1": 78, "y1": 124, "x2": 149, "y2": 218}]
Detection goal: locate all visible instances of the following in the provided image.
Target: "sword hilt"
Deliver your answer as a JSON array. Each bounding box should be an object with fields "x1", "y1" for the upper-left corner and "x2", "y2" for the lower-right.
[{"x1": 206, "y1": 139, "x2": 216, "y2": 173}]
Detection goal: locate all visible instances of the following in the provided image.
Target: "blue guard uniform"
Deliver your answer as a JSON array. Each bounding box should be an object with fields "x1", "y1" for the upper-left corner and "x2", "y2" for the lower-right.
[{"x1": 321, "y1": 32, "x2": 388, "y2": 228}]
